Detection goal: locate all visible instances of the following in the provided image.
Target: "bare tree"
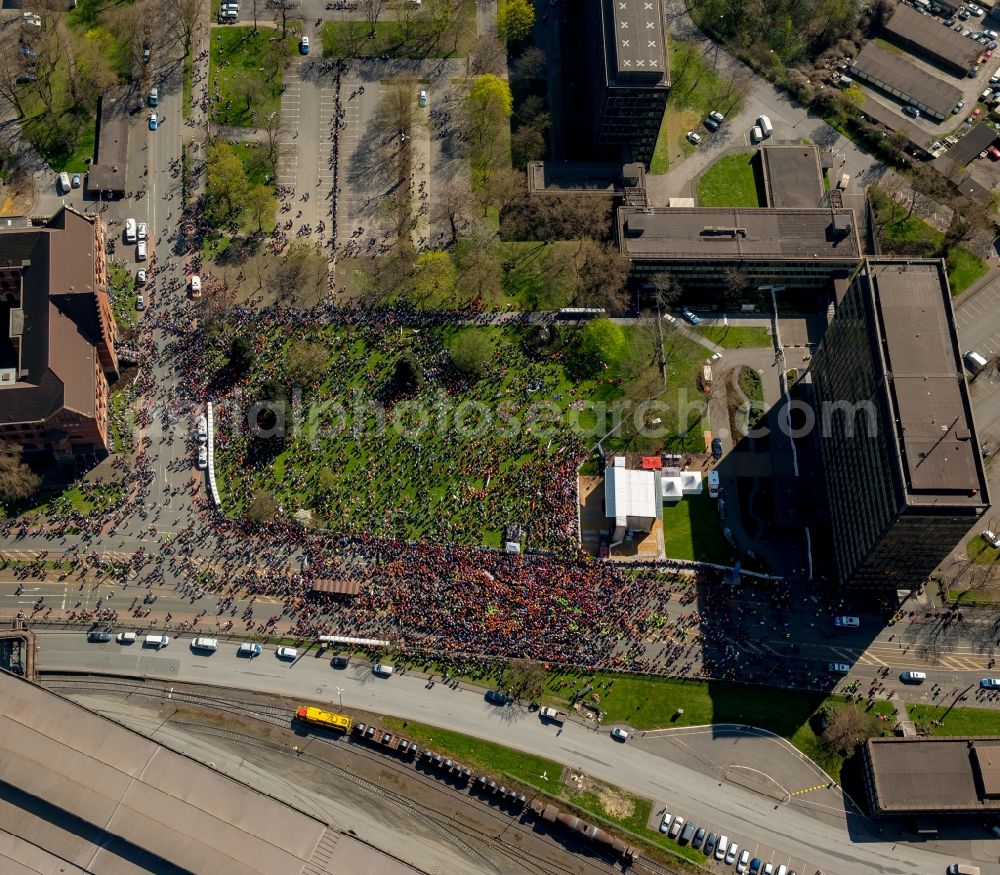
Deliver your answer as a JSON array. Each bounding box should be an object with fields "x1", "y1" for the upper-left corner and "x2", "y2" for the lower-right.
[
  {"x1": 260, "y1": 110, "x2": 289, "y2": 173},
  {"x1": 822, "y1": 705, "x2": 881, "y2": 756},
  {"x1": 470, "y1": 35, "x2": 505, "y2": 76},
  {"x1": 361, "y1": 0, "x2": 388, "y2": 37},
  {"x1": 271, "y1": 0, "x2": 298, "y2": 38},
  {"x1": 0, "y1": 44, "x2": 29, "y2": 118},
  {"x1": 165, "y1": 0, "x2": 201, "y2": 57},
  {"x1": 431, "y1": 175, "x2": 475, "y2": 245}
]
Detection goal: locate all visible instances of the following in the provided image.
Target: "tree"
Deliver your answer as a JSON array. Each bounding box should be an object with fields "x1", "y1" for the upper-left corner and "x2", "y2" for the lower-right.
[
  {"x1": 431, "y1": 175, "x2": 476, "y2": 245},
  {"x1": 166, "y1": 0, "x2": 202, "y2": 56},
  {"x1": 286, "y1": 339, "x2": 331, "y2": 387},
  {"x1": 245, "y1": 183, "x2": 276, "y2": 234},
  {"x1": 260, "y1": 110, "x2": 288, "y2": 174},
  {"x1": 546, "y1": 240, "x2": 630, "y2": 312},
  {"x1": 361, "y1": 0, "x2": 388, "y2": 37},
  {"x1": 449, "y1": 327, "x2": 495, "y2": 379},
  {"x1": 722, "y1": 266, "x2": 749, "y2": 301},
  {"x1": 269, "y1": 241, "x2": 328, "y2": 307},
  {"x1": 497, "y1": 0, "x2": 535, "y2": 43},
  {"x1": 821, "y1": 705, "x2": 881, "y2": 756},
  {"x1": 390, "y1": 351, "x2": 423, "y2": 396},
  {"x1": 235, "y1": 77, "x2": 267, "y2": 119},
  {"x1": 830, "y1": 85, "x2": 864, "y2": 125},
  {"x1": 228, "y1": 334, "x2": 256, "y2": 375},
  {"x1": 572, "y1": 318, "x2": 628, "y2": 376},
  {"x1": 510, "y1": 46, "x2": 547, "y2": 81},
  {"x1": 465, "y1": 74, "x2": 513, "y2": 142},
  {"x1": 247, "y1": 489, "x2": 279, "y2": 523},
  {"x1": 70, "y1": 36, "x2": 117, "y2": 112},
  {"x1": 501, "y1": 659, "x2": 546, "y2": 701},
  {"x1": 412, "y1": 250, "x2": 458, "y2": 307},
  {"x1": 470, "y1": 35, "x2": 506, "y2": 76},
  {"x1": 263, "y1": 37, "x2": 292, "y2": 82},
  {"x1": 0, "y1": 443, "x2": 40, "y2": 504},
  {"x1": 206, "y1": 142, "x2": 249, "y2": 228},
  {"x1": 647, "y1": 272, "x2": 682, "y2": 311},
  {"x1": 271, "y1": 0, "x2": 297, "y2": 38}
]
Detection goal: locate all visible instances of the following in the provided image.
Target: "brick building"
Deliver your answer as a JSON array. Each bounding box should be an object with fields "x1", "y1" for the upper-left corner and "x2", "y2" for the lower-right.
[{"x1": 0, "y1": 207, "x2": 118, "y2": 461}]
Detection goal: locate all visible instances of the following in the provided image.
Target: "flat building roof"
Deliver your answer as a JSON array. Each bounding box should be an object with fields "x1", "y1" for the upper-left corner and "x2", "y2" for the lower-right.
[
  {"x1": 865, "y1": 736, "x2": 1000, "y2": 813},
  {"x1": 884, "y1": 4, "x2": 980, "y2": 73},
  {"x1": 617, "y1": 206, "x2": 861, "y2": 261},
  {"x1": 850, "y1": 43, "x2": 963, "y2": 119},
  {"x1": 599, "y1": 0, "x2": 667, "y2": 83},
  {"x1": 759, "y1": 145, "x2": 824, "y2": 208},
  {"x1": 865, "y1": 259, "x2": 989, "y2": 507},
  {"x1": 0, "y1": 671, "x2": 407, "y2": 875}
]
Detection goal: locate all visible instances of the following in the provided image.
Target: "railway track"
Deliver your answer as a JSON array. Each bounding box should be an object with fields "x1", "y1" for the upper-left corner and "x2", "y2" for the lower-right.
[{"x1": 42, "y1": 674, "x2": 628, "y2": 875}]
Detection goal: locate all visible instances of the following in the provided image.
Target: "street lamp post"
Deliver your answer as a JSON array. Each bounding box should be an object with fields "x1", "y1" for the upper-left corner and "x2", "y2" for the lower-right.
[{"x1": 336, "y1": 686, "x2": 344, "y2": 710}]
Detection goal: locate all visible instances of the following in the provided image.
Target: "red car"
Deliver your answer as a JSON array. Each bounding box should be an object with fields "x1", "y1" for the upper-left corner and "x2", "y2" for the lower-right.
[
  {"x1": 988, "y1": 146, "x2": 1000, "y2": 161},
  {"x1": 970, "y1": 108, "x2": 983, "y2": 120}
]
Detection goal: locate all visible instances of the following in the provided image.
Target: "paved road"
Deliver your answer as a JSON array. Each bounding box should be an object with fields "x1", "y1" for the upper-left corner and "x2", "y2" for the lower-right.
[{"x1": 35, "y1": 632, "x2": 998, "y2": 875}]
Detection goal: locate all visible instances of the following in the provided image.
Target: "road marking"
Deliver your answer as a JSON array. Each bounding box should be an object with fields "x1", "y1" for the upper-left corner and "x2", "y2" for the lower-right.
[{"x1": 790, "y1": 783, "x2": 828, "y2": 797}]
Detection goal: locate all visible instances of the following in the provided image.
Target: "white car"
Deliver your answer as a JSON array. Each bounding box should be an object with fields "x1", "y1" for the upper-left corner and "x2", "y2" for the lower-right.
[
  {"x1": 58, "y1": 171, "x2": 71, "y2": 194},
  {"x1": 276, "y1": 646, "x2": 298, "y2": 660},
  {"x1": 610, "y1": 727, "x2": 629, "y2": 741},
  {"x1": 135, "y1": 294, "x2": 145, "y2": 311},
  {"x1": 669, "y1": 816, "x2": 684, "y2": 838},
  {"x1": 983, "y1": 530, "x2": 1000, "y2": 548},
  {"x1": 418, "y1": 89, "x2": 428, "y2": 107},
  {"x1": 136, "y1": 240, "x2": 147, "y2": 261},
  {"x1": 196, "y1": 446, "x2": 208, "y2": 470},
  {"x1": 828, "y1": 662, "x2": 851, "y2": 674},
  {"x1": 737, "y1": 849, "x2": 751, "y2": 874},
  {"x1": 726, "y1": 843, "x2": 739, "y2": 865},
  {"x1": 190, "y1": 274, "x2": 202, "y2": 298},
  {"x1": 981, "y1": 677, "x2": 1000, "y2": 688},
  {"x1": 196, "y1": 415, "x2": 208, "y2": 443},
  {"x1": 685, "y1": 131, "x2": 702, "y2": 145},
  {"x1": 137, "y1": 222, "x2": 147, "y2": 241},
  {"x1": 659, "y1": 811, "x2": 672, "y2": 833},
  {"x1": 834, "y1": 615, "x2": 860, "y2": 627},
  {"x1": 968, "y1": 3, "x2": 984, "y2": 15},
  {"x1": 136, "y1": 268, "x2": 147, "y2": 286},
  {"x1": 373, "y1": 662, "x2": 394, "y2": 676},
  {"x1": 124, "y1": 217, "x2": 137, "y2": 243}
]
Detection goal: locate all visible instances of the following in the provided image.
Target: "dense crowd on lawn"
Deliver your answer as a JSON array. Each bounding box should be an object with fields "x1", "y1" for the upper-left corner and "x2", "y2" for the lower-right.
[{"x1": 211, "y1": 321, "x2": 597, "y2": 552}]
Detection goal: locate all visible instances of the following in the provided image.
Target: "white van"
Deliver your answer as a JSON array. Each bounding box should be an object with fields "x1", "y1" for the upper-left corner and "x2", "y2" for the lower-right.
[
  {"x1": 708, "y1": 470, "x2": 720, "y2": 498},
  {"x1": 124, "y1": 218, "x2": 137, "y2": 244},
  {"x1": 947, "y1": 865, "x2": 982, "y2": 875},
  {"x1": 144, "y1": 634, "x2": 170, "y2": 648},
  {"x1": 58, "y1": 171, "x2": 71, "y2": 194},
  {"x1": 116, "y1": 631, "x2": 136, "y2": 644},
  {"x1": 900, "y1": 670, "x2": 927, "y2": 683},
  {"x1": 191, "y1": 637, "x2": 218, "y2": 651},
  {"x1": 751, "y1": 125, "x2": 764, "y2": 144},
  {"x1": 964, "y1": 350, "x2": 989, "y2": 373},
  {"x1": 757, "y1": 114, "x2": 773, "y2": 137},
  {"x1": 373, "y1": 663, "x2": 394, "y2": 676},
  {"x1": 136, "y1": 240, "x2": 147, "y2": 261}
]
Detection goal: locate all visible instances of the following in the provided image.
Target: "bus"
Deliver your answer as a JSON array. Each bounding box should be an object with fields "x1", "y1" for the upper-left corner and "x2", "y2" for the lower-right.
[{"x1": 556, "y1": 307, "x2": 606, "y2": 320}]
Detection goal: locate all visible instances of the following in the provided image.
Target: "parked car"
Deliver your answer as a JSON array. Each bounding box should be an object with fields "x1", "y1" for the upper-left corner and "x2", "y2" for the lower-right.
[
  {"x1": 737, "y1": 849, "x2": 751, "y2": 873},
  {"x1": 834, "y1": 615, "x2": 860, "y2": 627},
  {"x1": 149, "y1": 87, "x2": 158, "y2": 106},
  {"x1": 148, "y1": 112, "x2": 157, "y2": 130},
  {"x1": 197, "y1": 415, "x2": 208, "y2": 442},
  {"x1": 708, "y1": 110, "x2": 725, "y2": 123},
  {"x1": 902, "y1": 104, "x2": 920, "y2": 117},
  {"x1": 142, "y1": 41, "x2": 150, "y2": 62},
  {"x1": 610, "y1": 727, "x2": 629, "y2": 741},
  {"x1": 680, "y1": 822, "x2": 696, "y2": 844},
  {"x1": 704, "y1": 116, "x2": 720, "y2": 131},
  {"x1": 136, "y1": 240, "x2": 147, "y2": 260},
  {"x1": 137, "y1": 222, "x2": 147, "y2": 241},
  {"x1": 58, "y1": 171, "x2": 71, "y2": 193},
  {"x1": 681, "y1": 308, "x2": 701, "y2": 324},
  {"x1": 691, "y1": 827, "x2": 706, "y2": 849},
  {"x1": 196, "y1": 445, "x2": 207, "y2": 469},
  {"x1": 969, "y1": 65, "x2": 981, "y2": 77},
  {"x1": 704, "y1": 833, "x2": 718, "y2": 856},
  {"x1": 87, "y1": 631, "x2": 112, "y2": 643},
  {"x1": 135, "y1": 294, "x2": 145, "y2": 311},
  {"x1": 373, "y1": 662, "x2": 394, "y2": 676},
  {"x1": 750, "y1": 125, "x2": 764, "y2": 143},
  {"x1": 685, "y1": 131, "x2": 701, "y2": 145},
  {"x1": 711, "y1": 437, "x2": 723, "y2": 459},
  {"x1": 190, "y1": 274, "x2": 202, "y2": 298},
  {"x1": 238, "y1": 642, "x2": 262, "y2": 657},
  {"x1": 71, "y1": 173, "x2": 81, "y2": 188},
  {"x1": 116, "y1": 632, "x2": 137, "y2": 644},
  {"x1": 659, "y1": 812, "x2": 673, "y2": 833},
  {"x1": 983, "y1": 530, "x2": 1000, "y2": 548},
  {"x1": 669, "y1": 816, "x2": 684, "y2": 838},
  {"x1": 988, "y1": 146, "x2": 1000, "y2": 161},
  {"x1": 299, "y1": 35, "x2": 310, "y2": 54},
  {"x1": 484, "y1": 690, "x2": 509, "y2": 705},
  {"x1": 981, "y1": 677, "x2": 1000, "y2": 688},
  {"x1": 276, "y1": 646, "x2": 298, "y2": 659},
  {"x1": 136, "y1": 269, "x2": 147, "y2": 286},
  {"x1": 418, "y1": 89, "x2": 428, "y2": 107}
]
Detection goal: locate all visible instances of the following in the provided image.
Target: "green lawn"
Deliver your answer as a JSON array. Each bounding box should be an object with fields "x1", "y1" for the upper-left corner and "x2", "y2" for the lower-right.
[
  {"x1": 650, "y1": 40, "x2": 746, "y2": 175},
  {"x1": 381, "y1": 718, "x2": 564, "y2": 786},
  {"x1": 493, "y1": 241, "x2": 576, "y2": 311},
  {"x1": 967, "y1": 534, "x2": 999, "y2": 564},
  {"x1": 696, "y1": 152, "x2": 761, "y2": 207},
  {"x1": 947, "y1": 246, "x2": 989, "y2": 296},
  {"x1": 321, "y1": 2, "x2": 476, "y2": 58},
  {"x1": 695, "y1": 325, "x2": 771, "y2": 348},
  {"x1": 209, "y1": 28, "x2": 294, "y2": 126},
  {"x1": 908, "y1": 703, "x2": 1000, "y2": 735},
  {"x1": 661, "y1": 489, "x2": 737, "y2": 563}
]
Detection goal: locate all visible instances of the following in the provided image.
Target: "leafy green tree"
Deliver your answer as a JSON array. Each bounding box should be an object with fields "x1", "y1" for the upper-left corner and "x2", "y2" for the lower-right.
[
  {"x1": 245, "y1": 183, "x2": 276, "y2": 234},
  {"x1": 206, "y1": 143, "x2": 249, "y2": 228},
  {"x1": 412, "y1": 250, "x2": 458, "y2": 307},
  {"x1": 286, "y1": 340, "x2": 331, "y2": 387},
  {"x1": 449, "y1": 328, "x2": 495, "y2": 379},
  {"x1": 571, "y1": 318, "x2": 627, "y2": 376},
  {"x1": 0, "y1": 442, "x2": 40, "y2": 504},
  {"x1": 466, "y1": 73, "x2": 513, "y2": 142},
  {"x1": 497, "y1": 0, "x2": 535, "y2": 43}
]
